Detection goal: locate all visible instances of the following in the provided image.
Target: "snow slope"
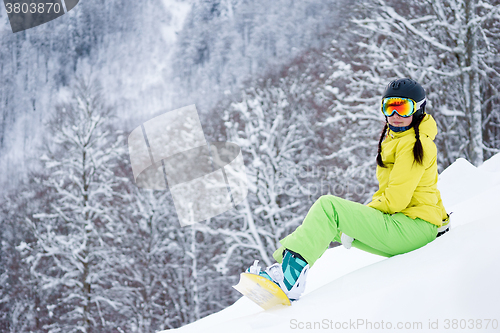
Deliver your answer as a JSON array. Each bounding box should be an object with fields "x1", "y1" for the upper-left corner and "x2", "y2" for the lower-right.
[{"x1": 163, "y1": 153, "x2": 500, "y2": 333}]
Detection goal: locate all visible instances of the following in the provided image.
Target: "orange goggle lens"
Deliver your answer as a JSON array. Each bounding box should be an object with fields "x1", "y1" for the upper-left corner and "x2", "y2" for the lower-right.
[{"x1": 381, "y1": 97, "x2": 417, "y2": 118}]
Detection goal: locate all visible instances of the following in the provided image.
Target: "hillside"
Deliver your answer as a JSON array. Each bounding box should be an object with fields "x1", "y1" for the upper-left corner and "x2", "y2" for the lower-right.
[{"x1": 165, "y1": 152, "x2": 500, "y2": 333}]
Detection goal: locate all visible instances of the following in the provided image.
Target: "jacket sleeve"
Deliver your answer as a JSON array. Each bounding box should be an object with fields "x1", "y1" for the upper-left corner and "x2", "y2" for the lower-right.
[{"x1": 367, "y1": 138, "x2": 432, "y2": 214}]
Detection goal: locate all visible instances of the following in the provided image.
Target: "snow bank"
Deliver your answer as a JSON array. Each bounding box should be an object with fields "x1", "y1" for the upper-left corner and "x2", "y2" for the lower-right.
[{"x1": 164, "y1": 153, "x2": 500, "y2": 333}]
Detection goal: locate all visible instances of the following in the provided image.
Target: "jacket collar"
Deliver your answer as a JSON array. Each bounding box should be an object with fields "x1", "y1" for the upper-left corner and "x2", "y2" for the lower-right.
[
  {"x1": 388, "y1": 124, "x2": 411, "y2": 132},
  {"x1": 387, "y1": 114, "x2": 437, "y2": 140}
]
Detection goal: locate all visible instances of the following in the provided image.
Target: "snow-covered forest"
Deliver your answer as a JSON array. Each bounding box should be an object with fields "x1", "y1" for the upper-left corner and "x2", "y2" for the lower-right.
[{"x1": 1, "y1": 0, "x2": 499, "y2": 332}]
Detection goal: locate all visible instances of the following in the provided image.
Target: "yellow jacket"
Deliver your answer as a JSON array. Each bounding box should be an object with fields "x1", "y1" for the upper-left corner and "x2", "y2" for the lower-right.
[{"x1": 367, "y1": 114, "x2": 448, "y2": 227}]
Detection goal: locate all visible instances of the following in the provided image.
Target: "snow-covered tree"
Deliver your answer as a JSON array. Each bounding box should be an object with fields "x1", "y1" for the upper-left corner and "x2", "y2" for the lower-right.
[
  {"x1": 0, "y1": 178, "x2": 51, "y2": 333},
  {"x1": 110, "y1": 186, "x2": 195, "y2": 331},
  {"x1": 25, "y1": 78, "x2": 126, "y2": 333},
  {"x1": 109, "y1": 134, "x2": 231, "y2": 330}
]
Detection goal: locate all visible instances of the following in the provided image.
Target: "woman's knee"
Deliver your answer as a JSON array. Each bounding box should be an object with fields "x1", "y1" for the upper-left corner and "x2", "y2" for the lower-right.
[
  {"x1": 316, "y1": 194, "x2": 341, "y2": 207},
  {"x1": 316, "y1": 195, "x2": 348, "y2": 214},
  {"x1": 312, "y1": 195, "x2": 342, "y2": 226}
]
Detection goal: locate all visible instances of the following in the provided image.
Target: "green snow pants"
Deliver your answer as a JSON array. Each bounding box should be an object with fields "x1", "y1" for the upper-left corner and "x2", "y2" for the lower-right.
[{"x1": 273, "y1": 195, "x2": 438, "y2": 266}]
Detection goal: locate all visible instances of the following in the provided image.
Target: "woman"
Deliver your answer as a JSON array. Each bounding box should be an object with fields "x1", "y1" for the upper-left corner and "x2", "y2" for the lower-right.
[{"x1": 247, "y1": 78, "x2": 450, "y2": 301}]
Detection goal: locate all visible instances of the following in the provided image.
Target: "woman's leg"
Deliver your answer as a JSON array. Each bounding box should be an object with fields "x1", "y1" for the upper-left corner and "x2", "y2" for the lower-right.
[
  {"x1": 348, "y1": 241, "x2": 392, "y2": 257},
  {"x1": 273, "y1": 195, "x2": 437, "y2": 266}
]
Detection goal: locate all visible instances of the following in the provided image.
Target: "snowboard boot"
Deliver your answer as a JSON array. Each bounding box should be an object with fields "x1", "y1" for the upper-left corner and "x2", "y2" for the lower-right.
[
  {"x1": 246, "y1": 249, "x2": 309, "y2": 300},
  {"x1": 437, "y1": 214, "x2": 451, "y2": 237}
]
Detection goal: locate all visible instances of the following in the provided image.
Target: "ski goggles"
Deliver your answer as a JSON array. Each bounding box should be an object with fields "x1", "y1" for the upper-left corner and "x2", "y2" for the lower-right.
[{"x1": 381, "y1": 97, "x2": 425, "y2": 118}]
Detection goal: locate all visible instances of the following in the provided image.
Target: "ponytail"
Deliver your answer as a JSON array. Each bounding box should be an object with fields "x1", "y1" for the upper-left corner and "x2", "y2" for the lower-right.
[
  {"x1": 412, "y1": 115, "x2": 425, "y2": 165},
  {"x1": 376, "y1": 123, "x2": 388, "y2": 168}
]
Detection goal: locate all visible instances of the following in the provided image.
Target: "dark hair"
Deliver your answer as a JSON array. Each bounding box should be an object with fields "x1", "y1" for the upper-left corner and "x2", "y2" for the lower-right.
[
  {"x1": 376, "y1": 123, "x2": 388, "y2": 167},
  {"x1": 376, "y1": 115, "x2": 425, "y2": 168},
  {"x1": 412, "y1": 115, "x2": 424, "y2": 164}
]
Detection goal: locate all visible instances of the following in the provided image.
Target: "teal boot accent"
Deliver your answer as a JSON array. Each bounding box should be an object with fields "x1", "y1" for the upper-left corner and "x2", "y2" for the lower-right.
[{"x1": 281, "y1": 250, "x2": 308, "y2": 291}]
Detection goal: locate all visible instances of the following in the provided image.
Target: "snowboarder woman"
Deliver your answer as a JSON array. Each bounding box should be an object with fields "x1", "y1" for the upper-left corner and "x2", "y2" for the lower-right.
[{"x1": 247, "y1": 78, "x2": 450, "y2": 301}]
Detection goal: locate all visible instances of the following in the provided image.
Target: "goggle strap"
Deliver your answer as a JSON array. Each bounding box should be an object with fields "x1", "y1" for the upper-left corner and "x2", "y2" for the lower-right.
[{"x1": 416, "y1": 98, "x2": 426, "y2": 111}]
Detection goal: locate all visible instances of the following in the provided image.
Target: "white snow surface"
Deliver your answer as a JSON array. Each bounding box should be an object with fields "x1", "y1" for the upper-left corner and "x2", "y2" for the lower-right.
[{"x1": 164, "y1": 153, "x2": 500, "y2": 333}]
